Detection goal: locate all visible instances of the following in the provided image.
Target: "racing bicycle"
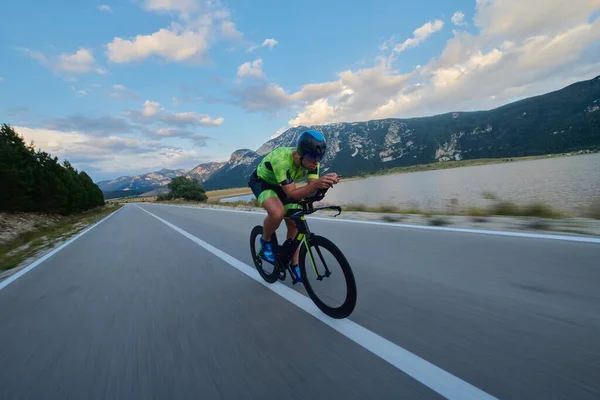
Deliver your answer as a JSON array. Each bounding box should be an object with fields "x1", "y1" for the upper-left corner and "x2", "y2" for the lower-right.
[{"x1": 249, "y1": 188, "x2": 357, "y2": 319}]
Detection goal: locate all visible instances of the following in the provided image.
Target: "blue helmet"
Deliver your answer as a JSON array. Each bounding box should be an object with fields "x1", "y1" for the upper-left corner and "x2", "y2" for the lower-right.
[{"x1": 296, "y1": 129, "x2": 327, "y2": 161}]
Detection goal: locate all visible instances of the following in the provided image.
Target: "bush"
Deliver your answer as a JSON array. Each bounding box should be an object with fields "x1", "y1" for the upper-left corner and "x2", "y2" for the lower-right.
[
  {"x1": 156, "y1": 193, "x2": 171, "y2": 201},
  {"x1": 587, "y1": 198, "x2": 600, "y2": 219},
  {"x1": 521, "y1": 202, "x2": 563, "y2": 219},
  {"x1": 466, "y1": 207, "x2": 489, "y2": 217},
  {"x1": 490, "y1": 200, "x2": 521, "y2": 216},
  {"x1": 156, "y1": 176, "x2": 208, "y2": 202}
]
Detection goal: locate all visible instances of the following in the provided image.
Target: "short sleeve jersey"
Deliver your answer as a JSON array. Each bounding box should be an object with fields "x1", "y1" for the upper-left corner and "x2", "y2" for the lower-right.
[{"x1": 256, "y1": 147, "x2": 320, "y2": 186}]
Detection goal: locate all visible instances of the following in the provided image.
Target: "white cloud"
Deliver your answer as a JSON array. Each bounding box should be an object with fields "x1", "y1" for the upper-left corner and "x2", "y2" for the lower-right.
[
  {"x1": 288, "y1": 99, "x2": 335, "y2": 126},
  {"x1": 451, "y1": 11, "x2": 466, "y2": 27},
  {"x1": 55, "y1": 49, "x2": 99, "y2": 73},
  {"x1": 108, "y1": 0, "x2": 254, "y2": 63},
  {"x1": 0, "y1": 77, "x2": 4, "y2": 82},
  {"x1": 262, "y1": 38, "x2": 278, "y2": 49},
  {"x1": 162, "y1": 112, "x2": 224, "y2": 126},
  {"x1": 99, "y1": 5, "x2": 113, "y2": 12},
  {"x1": 220, "y1": 20, "x2": 242, "y2": 41},
  {"x1": 14, "y1": 125, "x2": 209, "y2": 178},
  {"x1": 106, "y1": 23, "x2": 212, "y2": 63},
  {"x1": 153, "y1": 128, "x2": 210, "y2": 146},
  {"x1": 237, "y1": 58, "x2": 265, "y2": 80},
  {"x1": 124, "y1": 100, "x2": 224, "y2": 127},
  {"x1": 516, "y1": 21, "x2": 600, "y2": 69},
  {"x1": 69, "y1": 86, "x2": 88, "y2": 97},
  {"x1": 109, "y1": 84, "x2": 140, "y2": 100},
  {"x1": 291, "y1": 81, "x2": 344, "y2": 103},
  {"x1": 394, "y1": 20, "x2": 444, "y2": 52},
  {"x1": 19, "y1": 47, "x2": 106, "y2": 76},
  {"x1": 474, "y1": 0, "x2": 600, "y2": 40},
  {"x1": 156, "y1": 128, "x2": 186, "y2": 136},
  {"x1": 123, "y1": 100, "x2": 163, "y2": 121},
  {"x1": 234, "y1": 3, "x2": 600, "y2": 131},
  {"x1": 142, "y1": 0, "x2": 200, "y2": 18},
  {"x1": 142, "y1": 100, "x2": 162, "y2": 117}
]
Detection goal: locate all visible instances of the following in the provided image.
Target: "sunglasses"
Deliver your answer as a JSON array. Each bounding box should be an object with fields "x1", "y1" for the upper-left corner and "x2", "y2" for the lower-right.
[{"x1": 304, "y1": 152, "x2": 322, "y2": 162}]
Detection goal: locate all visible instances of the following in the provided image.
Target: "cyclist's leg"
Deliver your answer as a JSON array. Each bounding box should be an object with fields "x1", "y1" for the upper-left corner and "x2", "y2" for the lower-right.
[
  {"x1": 285, "y1": 218, "x2": 300, "y2": 263},
  {"x1": 262, "y1": 196, "x2": 285, "y2": 242},
  {"x1": 248, "y1": 169, "x2": 284, "y2": 262},
  {"x1": 275, "y1": 187, "x2": 302, "y2": 278}
]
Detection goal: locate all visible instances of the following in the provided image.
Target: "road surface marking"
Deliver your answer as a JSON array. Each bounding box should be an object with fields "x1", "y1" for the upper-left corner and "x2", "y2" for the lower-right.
[
  {"x1": 136, "y1": 204, "x2": 498, "y2": 400},
  {"x1": 143, "y1": 202, "x2": 600, "y2": 244},
  {"x1": 0, "y1": 207, "x2": 123, "y2": 291}
]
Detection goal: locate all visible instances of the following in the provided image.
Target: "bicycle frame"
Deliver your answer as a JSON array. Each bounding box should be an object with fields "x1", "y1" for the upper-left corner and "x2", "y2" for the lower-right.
[{"x1": 276, "y1": 195, "x2": 342, "y2": 282}]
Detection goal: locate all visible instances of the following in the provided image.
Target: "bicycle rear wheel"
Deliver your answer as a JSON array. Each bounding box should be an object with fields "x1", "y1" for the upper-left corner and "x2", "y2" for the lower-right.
[
  {"x1": 250, "y1": 225, "x2": 280, "y2": 284},
  {"x1": 299, "y1": 235, "x2": 357, "y2": 319}
]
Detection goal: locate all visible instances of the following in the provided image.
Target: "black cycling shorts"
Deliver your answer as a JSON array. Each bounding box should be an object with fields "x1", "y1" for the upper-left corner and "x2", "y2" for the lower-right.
[{"x1": 248, "y1": 169, "x2": 300, "y2": 210}]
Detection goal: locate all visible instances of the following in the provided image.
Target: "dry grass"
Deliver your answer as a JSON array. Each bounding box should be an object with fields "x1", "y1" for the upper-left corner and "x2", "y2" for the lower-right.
[
  {"x1": 338, "y1": 194, "x2": 573, "y2": 220},
  {"x1": 0, "y1": 204, "x2": 123, "y2": 272},
  {"x1": 211, "y1": 199, "x2": 260, "y2": 208},
  {"x1": 205, "y1": 187, "x2": 252, "y2": 200}
]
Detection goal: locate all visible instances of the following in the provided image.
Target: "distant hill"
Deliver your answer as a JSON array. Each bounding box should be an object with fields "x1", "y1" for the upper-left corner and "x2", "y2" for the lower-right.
[
  {"x1": 97, "y1": 75, "x2": 600, "y2": 194},
  {"x1": 96, "y1": 162, "x2": 225, "y2": 194},
  {"x1": 96, "y1": 168, "x2": 187, "y2": 192}
]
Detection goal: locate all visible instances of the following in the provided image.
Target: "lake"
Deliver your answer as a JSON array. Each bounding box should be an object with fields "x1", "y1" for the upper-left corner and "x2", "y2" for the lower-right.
[{"x1": 220, "y1": 153, "x2": 600, "y2": 214}]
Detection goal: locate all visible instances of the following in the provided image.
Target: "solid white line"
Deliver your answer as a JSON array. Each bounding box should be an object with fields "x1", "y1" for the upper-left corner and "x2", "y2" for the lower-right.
[
  {"x1": 135, "y1": 204, "x2": 498, "y2": 400},
  {"x1": 0, "y1": 206, "x2": 123, "y2": 291},
  {"x1": 142, "y1": 202, "x2": 600, "y2": 244}
]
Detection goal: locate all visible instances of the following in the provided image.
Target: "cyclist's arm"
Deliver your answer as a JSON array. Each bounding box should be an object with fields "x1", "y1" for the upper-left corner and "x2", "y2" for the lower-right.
[
  {"x1": 272, "y1": 164, "x2": 319, "y2": 201},
  {"x1": 302, "y1": 163, "x2": 322, "y2": 198},
  {"x1": 281, "y1": 180, "x2": 321, "y2": 201}
]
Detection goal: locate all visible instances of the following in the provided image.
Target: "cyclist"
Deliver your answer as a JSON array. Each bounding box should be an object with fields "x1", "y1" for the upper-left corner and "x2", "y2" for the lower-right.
[{"x1": 247, "y1": 129, "x2": 340, "y2": 281}]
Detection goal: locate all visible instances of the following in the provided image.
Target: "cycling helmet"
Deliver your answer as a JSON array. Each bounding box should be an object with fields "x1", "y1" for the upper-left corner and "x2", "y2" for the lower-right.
[{"x1": 296, "y1": 129, "x2": 327, "y2": 161}]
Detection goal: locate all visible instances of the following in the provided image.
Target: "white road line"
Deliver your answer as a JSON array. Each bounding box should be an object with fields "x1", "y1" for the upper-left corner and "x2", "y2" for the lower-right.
[
  {"x1": 0, "y1": 207, "x2": 123, "y2": 291},
  {"x1": 136, "y1": 204, "x2": 498, "y2": 400},
  {"x1": 142, "y1": 202, "x2": 600, "y2": 244}
]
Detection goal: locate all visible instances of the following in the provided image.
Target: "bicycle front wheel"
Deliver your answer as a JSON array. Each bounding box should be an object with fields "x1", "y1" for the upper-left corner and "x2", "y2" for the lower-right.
[{"x1": 299, "y1": 235, "x2": 357, "y2": 319}]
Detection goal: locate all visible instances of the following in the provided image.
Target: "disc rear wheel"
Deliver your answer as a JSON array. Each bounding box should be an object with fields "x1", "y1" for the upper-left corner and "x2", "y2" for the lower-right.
[{"x1": 250, "y1": 225, "x2": 280, "y2": 284}]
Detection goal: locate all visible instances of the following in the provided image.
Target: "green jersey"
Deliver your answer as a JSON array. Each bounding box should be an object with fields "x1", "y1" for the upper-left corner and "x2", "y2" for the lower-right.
[{"x1": 256, "y1": 147, "x2": 320, "y2": 186}]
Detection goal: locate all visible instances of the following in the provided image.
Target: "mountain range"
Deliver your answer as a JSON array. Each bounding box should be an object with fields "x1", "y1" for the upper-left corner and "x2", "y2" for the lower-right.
[
  {"x1": 97, "y1": 163, "x2": 224, "y2": 198},
  {"x1": 97, "y1": 75, "x2": 600, "y2": 195}
]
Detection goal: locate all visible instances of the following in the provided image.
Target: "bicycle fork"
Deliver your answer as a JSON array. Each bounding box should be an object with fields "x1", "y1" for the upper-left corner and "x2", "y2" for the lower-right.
[{"x1": 288, "y1": 233, "x2": 332, "y2": 282}]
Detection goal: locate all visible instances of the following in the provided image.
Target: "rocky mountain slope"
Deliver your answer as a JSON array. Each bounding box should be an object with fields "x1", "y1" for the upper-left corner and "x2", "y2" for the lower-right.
[
  {"x1": 186, "y1": 161, "x2": 227, "y2": 183},
  {"x1": 199, "y1": 75, "x2": 600, "y2": 190}
]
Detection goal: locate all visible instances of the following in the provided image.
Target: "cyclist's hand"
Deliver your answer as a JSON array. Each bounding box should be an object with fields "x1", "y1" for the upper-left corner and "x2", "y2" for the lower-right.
[
  {"x1": 326, "y1": 173, "x2": 341, "y2": 184},
  {"x1": 316, "y1": 176, "x2": 336, "y2": 189}
]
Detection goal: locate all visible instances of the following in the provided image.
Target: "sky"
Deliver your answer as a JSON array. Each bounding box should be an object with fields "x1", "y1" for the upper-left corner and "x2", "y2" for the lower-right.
[{"x1": 1, "y1": 0, "x2": 599, "y2": 182}]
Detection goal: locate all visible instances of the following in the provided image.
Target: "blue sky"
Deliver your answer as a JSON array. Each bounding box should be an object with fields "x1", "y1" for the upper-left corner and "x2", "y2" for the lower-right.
[{"x1": 1, "y1": 0, "x2": 599, "y2": 182}]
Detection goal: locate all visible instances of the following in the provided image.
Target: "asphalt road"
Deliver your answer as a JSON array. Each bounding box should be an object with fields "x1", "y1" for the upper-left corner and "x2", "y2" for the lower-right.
[{"x1": 1, "y1": 203, "x2": 599, "y2": 400}]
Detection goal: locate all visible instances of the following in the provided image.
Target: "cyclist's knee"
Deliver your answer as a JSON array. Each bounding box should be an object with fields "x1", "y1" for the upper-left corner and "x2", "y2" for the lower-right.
[
  {"x1": 272, "y1": 208, "x2": 285, "y2": 220},
  {"x1": 263, "y1": 197, "x2": 285, "y2": 220}
]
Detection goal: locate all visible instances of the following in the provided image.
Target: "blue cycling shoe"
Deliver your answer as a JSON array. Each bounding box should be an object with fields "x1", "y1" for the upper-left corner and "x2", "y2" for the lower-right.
[
  {"x1": 292, "y1": 264, "x2": 302, "y2": 282},
  {"x1": 260, "y1": 237, "x2": 276, "y2": 263}
]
